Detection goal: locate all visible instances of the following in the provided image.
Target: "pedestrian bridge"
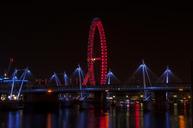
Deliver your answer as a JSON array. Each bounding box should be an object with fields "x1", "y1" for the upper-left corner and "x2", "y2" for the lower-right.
[{"x1": 0, "y1": 83, "x2": 191, "y2": 94}]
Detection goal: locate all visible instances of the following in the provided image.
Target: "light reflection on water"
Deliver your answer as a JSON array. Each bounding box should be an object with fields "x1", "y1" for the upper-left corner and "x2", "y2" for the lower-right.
[
  {"x1": 47, "y1": 113, "x2": 52, "y2": 128},
  {"x1": 8, "y1": 110, "x2": 22, "y2": 128},
  {"x1": 0, "y1": 103, "x2": 192, "y2": 128}
]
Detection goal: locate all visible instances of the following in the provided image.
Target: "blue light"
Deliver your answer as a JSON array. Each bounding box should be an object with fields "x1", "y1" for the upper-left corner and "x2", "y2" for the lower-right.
[
  {"x1": 3, "y1": 79, "x2": 28, "y2": 83},
  {"x1": 14, "y1": 76, "x2": 18, "y2": 80},
  {"x1": 51, "y1": 74, "x2": 55, "y2": 79},
  {"x1": 75, "y1": 65, "x2": 82, "y2": 72},
  {"x1": 74, "y1": 65, "x2": 84, "y2": 78},
  {"x1": 106, "y1": 69, "x2": 119, "y2": 85},
  {"x1": 50, "y1": 72, "x2": 57, "y2": 80},
  {"x1": 138, "y1": 64, "x2": 143, "y2": 69},
  {"x1": 107, "y1": 71, "x2": 113, "y2": 76},
  {"x1": 63, "y1": 72, "x2": 69, "y2": 86},
  {"x1": 27, "y1": 70, "x2": 31, "y2": 74},
  {"x1": 3, "y1": 76, "x2": 9, "y2": 80},
  {"x1": 138, "y1": 61, "x2": 147, "y2": 70},
  {"x1": 165, "y1": 66, "x2": 171, "y2": 74}
]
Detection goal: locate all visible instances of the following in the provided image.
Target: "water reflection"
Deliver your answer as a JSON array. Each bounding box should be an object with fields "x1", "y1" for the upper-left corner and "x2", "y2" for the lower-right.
[
  {"x1": 99, "y1": 112, "x2": 109, "y2": 128},
  {"x1": 179, "y1": 115, "x2": 185, "y2": 128},
  {"x1": 0, "y1": 102, "x2": 192, "y2": 128},
  {"x1": 134, "y1": 103, "x2": 143, "y2": 128},
  {"x1": 171, "y1": 102, "x2": 192, "y2": 128},
  {"x1": 8, "y1": 111, "x2": 22, "y2": 128},
  {"x1": 59, "y1": 108, "x2": 71, "y2": 128},
  {"x1": 165, "y1": 112, "x2": 171, "y2": 128},
  {"x1": 76, "y1": 111, "x2": 87, "y2": 128},
  {"x1": 144, "y1": 111, "x2": 152, "y2": 128},
  {"x1": 47, "y1": 113, "x2": 52, "y2": 128},
  {"x1": 125, "y1": 110, "x2": 129, "y2": 128}
]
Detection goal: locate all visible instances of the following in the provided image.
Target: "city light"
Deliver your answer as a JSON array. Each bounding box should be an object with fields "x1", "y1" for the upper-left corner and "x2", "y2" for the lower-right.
[
  {"x1": 1, "y1": 95, "x2": 6, "y2": 101},
  {"x1": 140, "y1": 94, "x2": 144, "y2": 98},
  {"x1": 47, "y1": 89, "x2": 53, "y2": 93}
]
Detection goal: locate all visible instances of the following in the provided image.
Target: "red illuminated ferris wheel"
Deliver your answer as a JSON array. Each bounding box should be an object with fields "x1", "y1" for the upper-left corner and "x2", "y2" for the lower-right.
[{"x1": 83, "y1": 18, "x2": 108, "y2": 86}]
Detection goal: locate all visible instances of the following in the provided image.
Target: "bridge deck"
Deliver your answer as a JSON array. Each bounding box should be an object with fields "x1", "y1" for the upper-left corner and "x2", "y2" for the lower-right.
[{"x1": 0, "y1": 84, "x2": 191, "y2": 93}]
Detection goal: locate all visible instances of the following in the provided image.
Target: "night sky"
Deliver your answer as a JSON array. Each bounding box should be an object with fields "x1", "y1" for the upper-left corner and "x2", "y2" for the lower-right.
[{"x1": 0, "y1": 2, "x2": 193, "y2": 82}]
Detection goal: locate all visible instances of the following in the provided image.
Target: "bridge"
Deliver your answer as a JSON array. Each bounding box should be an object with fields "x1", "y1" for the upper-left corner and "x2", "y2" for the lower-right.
[{"x1": 0, "y1": 83, "x2": 190, "y2": 94}]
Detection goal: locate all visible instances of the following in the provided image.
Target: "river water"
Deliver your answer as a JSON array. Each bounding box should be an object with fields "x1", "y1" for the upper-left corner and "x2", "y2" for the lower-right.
[{"x1": 0, "y1": 102, "x2": 192, "y2": 128}]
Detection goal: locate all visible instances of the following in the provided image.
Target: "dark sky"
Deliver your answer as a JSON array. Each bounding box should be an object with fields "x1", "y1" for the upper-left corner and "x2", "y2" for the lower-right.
[{"x1": 0, "y1": 2, "x2": 193, "y2": 82}]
